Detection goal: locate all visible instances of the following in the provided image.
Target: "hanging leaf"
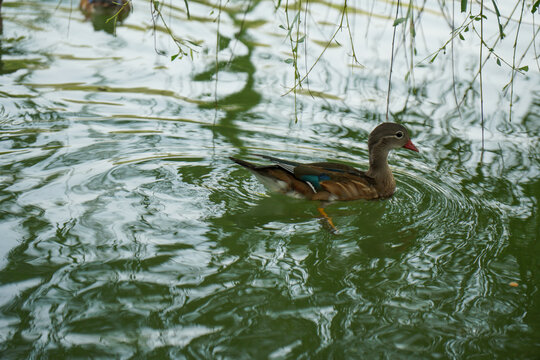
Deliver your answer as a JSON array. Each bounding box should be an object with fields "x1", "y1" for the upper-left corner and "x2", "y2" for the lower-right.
[
  {"x1": 461, "y1": 0, "x2": 467, "y2": 12},
  {"x1": 393, "y1": 17, "x2": 407, "y2": 26},
  {"x1": 490, "y1": 0, "x2": 504, "y2": 39},
  {"x1": 292, "y1": 12, "x2": 300, "y2": 25},
  {"x1": 183, "y1": 0, "x2": 190, "y2": 18},
  {"x1": 410, "y1": 20, "x2": 416, "y2": 37},
  {"x1": 459, "y1": 33, "x2": 465, "y2": 40},
  {"x1": 496, "y1": 58, "x2": 501, "y2": 66},
  {"x1": 518, "y1": 65, "x2": 529, "y2": 72},
  {"x1": 532, "y1": 0, "x2": 540, "y2": 13},
  {"x1": 491, "y1": 0, "x2": 501, "y2": 17},
  {"x1": 286, "y1": 12, "x2": 300, "y2": 38}
]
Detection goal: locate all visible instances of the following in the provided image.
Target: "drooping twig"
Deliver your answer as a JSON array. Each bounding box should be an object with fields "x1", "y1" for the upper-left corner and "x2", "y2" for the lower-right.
[
  {"x1": 386, "y1": 0, "x2": 402, "y2": 121},
  {"x1": 508, "y1": 0, "x2": 526, "y2": 122},
  {"x1": 479, "y1": 0, "x2": 485, "y2": 158}
]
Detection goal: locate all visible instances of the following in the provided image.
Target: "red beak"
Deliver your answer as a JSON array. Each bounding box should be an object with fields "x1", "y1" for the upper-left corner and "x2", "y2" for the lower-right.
[{"x1": 403, "y1": 139, "x2": 419, "y2": 152}]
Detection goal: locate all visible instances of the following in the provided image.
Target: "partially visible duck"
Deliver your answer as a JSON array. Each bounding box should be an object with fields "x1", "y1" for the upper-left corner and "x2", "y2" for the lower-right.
[
  {"x1": 230, "y1": 122, "x2": 419, "y2": 201},
  {"x1": 80, "y1": 0, "x2": 131, "y2": 32}
]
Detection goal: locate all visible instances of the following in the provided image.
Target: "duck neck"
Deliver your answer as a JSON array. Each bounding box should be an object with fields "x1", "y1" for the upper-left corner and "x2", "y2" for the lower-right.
[
  {"x1": 367, "y1": 146, "x2": 395, "y2": 196},
  {"x1": 367, "y1": 145, "x2": 391, "y2": 179}
]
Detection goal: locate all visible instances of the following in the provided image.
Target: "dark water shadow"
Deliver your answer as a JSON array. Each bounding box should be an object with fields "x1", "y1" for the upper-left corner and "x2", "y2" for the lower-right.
[{"x1": 192, "y1": 1, "x2": 263, "y2": 152}]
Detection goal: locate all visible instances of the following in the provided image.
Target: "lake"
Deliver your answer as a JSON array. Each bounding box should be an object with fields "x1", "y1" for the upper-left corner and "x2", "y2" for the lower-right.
[{"x1": 0, "y1": 0, "x2": 539, "y2": 358}]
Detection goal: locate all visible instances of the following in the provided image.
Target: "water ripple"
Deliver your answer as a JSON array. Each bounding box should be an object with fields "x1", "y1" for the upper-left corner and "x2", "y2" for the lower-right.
[{"x1": 0, "y1": 0, "x2": 538, "y2": 357}]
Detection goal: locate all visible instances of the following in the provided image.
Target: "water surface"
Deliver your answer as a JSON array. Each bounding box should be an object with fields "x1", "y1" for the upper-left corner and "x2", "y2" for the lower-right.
[{"x1": 0, "y1": 0, "x2": 539, "y2": 358}]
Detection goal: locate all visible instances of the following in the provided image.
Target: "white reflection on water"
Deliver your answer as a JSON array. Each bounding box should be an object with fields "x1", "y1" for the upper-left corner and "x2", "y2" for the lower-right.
[{"x1": 0, "y1": 0, "x2": 538, "y2": 358}]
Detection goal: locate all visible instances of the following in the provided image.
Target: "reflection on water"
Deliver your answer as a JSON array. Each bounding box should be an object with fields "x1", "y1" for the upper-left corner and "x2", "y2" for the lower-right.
[{"x1": 0, "y1": 0, "x2": 539, "y2": 358}]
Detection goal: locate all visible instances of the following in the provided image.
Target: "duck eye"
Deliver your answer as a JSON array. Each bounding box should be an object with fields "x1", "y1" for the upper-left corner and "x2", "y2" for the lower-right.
[{"x1": 395, "y1": 131, "x2": 403, "y2": 138}]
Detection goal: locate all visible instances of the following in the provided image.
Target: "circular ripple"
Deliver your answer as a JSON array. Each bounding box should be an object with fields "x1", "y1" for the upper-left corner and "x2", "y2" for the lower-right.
[{"x1": 391, "y1": 170, "x2": 480, "y2": 239}]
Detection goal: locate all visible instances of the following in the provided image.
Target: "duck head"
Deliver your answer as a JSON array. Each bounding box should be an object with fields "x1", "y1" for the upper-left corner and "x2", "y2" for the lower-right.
[{"x1": 368, "y1": 122, "x2": 418, "y2": 153}]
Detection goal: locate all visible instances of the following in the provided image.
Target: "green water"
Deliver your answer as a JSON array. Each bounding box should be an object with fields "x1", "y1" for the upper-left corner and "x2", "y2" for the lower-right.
[{"x1": 1, "y1": 0, "x2": 539, "y2": 358}]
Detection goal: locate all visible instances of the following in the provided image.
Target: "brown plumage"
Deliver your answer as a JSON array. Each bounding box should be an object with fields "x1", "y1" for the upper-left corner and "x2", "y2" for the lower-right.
[
  {"x1": 80, "y1": 0, "x2": 131, "y2": 22},
  {"x1": 230, "y1": 122, "x2": 419, "y2": 201}
]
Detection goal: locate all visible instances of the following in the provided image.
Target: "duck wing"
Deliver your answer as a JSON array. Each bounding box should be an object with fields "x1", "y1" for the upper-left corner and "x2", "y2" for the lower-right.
[
  {"x1": 291, "y1": 163, "x2": 378, "y2": 200},
  {"x1": 233, "y1": 156, "x2": 378, "y2": 200}
]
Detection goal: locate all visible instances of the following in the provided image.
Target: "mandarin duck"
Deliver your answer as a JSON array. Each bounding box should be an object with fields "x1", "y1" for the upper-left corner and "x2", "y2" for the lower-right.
[
  {"x1": 80, "y1": 0, "x2": 131, "y2": 31},
  {"x1": 230, "y1": 122, "x2": 418, "y2": 201}
]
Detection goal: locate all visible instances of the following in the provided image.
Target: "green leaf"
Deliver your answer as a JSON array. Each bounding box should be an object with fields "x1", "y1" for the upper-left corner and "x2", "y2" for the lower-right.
[
  {"x1": 491, "y1": 0, "x2": 501, "y2": 16},
  {"x1": 183, "y1": 0, "x2": 191, "y2": 19},
  {"x1": 285, "y1": 12, "x2": 301, "y2": 38},
  {"x1": 490, "y1": 0, "x2": 504, "y2": 38},
  {"x1": 297, "y1": 35, "x2": 305, "y2": 43},
  {"x1": 459, "y1": 33, "x2": 465, "y2": 40},
  {"x1": 186, "y1": 39, "x2": 201, "y2": 47},
  {"x1": 153, "y1": 0, "x2": 160, "y2": 10},
  {"x1": 393, "y1": 17, "x2": 407, "y2": 26},
  {"x1": 461, "y1": 0, "x2": 467, "y2": 12},
  {"x1": 473, "y1": 15, "x2": 487, "y2": 20},
  {"x1": 410, "y1": 21, "x2": 416, "y2": 37},
  {"x1": 284, "y1": 58, "x2": 294, "y2": 64},
  {"x1": 171, "y1": 53, "x2": 179, "y2": 61},
  {"x1": 292, "y1": 12, "x2": 300, "y2": 25},
  {"x1": 496, "y1": 58, "x2": 501, "y2": 66},
  {"x1": 430, "y1": 53, "x2": 438, "y2": 63},
  {"x1": 518, "y1": 65, "x2": 529, "y2": 72},
  {"x1": 532, "y1": 0, "x2": 540, "y2": 13}
]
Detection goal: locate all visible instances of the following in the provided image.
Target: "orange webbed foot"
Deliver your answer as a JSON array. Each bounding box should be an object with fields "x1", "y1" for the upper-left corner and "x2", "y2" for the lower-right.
[{"x1": 317, "y1": 207, "x2": 339, "y2": 234}]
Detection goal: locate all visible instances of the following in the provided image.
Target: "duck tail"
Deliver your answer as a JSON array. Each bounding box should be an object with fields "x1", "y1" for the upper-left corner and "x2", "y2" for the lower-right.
[
  {"x1": 229, "y1": 157, "x2": 258, "y2": 170},
  {"x1": 255, "y1": 154, "x2": 300, "y2": 167}
]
